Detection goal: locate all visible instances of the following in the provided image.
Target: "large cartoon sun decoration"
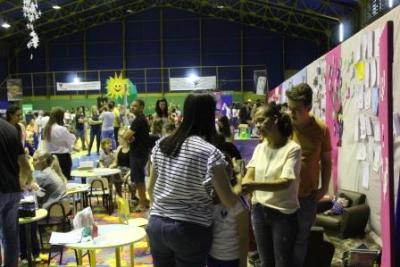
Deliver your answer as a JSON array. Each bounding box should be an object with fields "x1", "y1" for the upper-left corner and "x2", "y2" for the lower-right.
[
  {"x1": 22, "y1": 0, "x2": 41, "y2": 52},
  {"x1": 106, "y1": 72, "x2": 138, "y2": 105},
  {"x1": 106, "y1": 73, "x2": 127, "y2": 98}
]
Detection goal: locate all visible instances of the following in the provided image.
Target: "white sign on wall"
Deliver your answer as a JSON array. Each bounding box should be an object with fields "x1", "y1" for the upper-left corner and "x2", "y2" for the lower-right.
[
  {"x1": 169, "y1": 76, "x2": 217, "y2": 91},
  {"x1": 56, "y1": 81, "x2": 101, "y2": 91}
]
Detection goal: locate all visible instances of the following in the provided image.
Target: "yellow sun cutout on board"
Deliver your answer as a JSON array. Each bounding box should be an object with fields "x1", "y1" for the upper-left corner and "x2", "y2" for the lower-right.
[{"x1": 106, "y1": 72, "x2": 127, "y2": 98}]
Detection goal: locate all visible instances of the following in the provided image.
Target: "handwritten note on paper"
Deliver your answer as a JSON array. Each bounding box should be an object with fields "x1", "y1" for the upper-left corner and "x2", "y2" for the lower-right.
[
  {"x1": 361, "y1": 161, "x2": 370, "y2": 189},
  {"x1": 359, "y1": 114, "x2": 367, "y2": 140},
  {"x1": 362, "y1": 34, "x2": 368, "y2": 59},
  {"x1": 355, "y1": 44, "x2": 361, "y2": 62},
  {"x1": 371, "y1": 87, "x2": 379, "y2": 115},
  {"x1": 373, "y1": 144, "x2": 381, "y2": 172},
  {"x1": 393, "y1": 113, "x2": 400, "y2": 137},
  {"x1": 370, "y1": 59, "x2": 377, "y2": 87},
  {"x1": 354, "y1": 115, "x2": 360, "y2": 142},
  {"x1": 365, "y1": 116, "x2": 372, "y2": 136},
  {"x1": 373, "y1": 121, "x2": 381, "y2": 141},
  {"x1": 367, "y1": 31, "x2": 374, "y2": 59},
  {"x1": 357, "y1": 86, "x2": 364, "y2": 110},
  {"x1": 368, "y1": 138, "x2": 374, "y2": 162},
  {"x1": 374, "y1": 28, "x2": 382, "y2": 57},
  {"x1": 364, "y1": 62, "x2": 370, "y2": 88},
  {"x1": 355, "y1": 61, "x2": 365, "y2": 81},
  {"x1": 364, "y1": 89, "x2": 371, "y2": 110},
  {"x1": 357, "y1": 143, "x2": 367, "y2": 160}
]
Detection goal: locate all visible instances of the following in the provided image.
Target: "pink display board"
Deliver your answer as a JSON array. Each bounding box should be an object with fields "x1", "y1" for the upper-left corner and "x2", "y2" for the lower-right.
[
  {"x1": 267, "y1": 85, "x2": 282, "y2": 103},
  {"x1": 324, "y1": 46, "x2": 342, "y2": 193},
  {"x1": 378, "y1": 21, "x2": 394, "y2": 267}
]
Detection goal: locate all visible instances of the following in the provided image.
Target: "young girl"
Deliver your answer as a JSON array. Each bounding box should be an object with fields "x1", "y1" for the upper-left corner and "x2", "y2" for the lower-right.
[
  {"x1": 99, "y1": 138, "x2": 115, "y2": 168},
  {"x1": 208, "y1": 154, "x2": 249, "y2": 267}
]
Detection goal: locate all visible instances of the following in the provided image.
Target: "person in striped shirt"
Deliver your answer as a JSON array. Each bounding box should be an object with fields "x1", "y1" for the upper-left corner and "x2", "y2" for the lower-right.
[{"x1": 147, "y1": 93, "x2": 239, "y2": 267}]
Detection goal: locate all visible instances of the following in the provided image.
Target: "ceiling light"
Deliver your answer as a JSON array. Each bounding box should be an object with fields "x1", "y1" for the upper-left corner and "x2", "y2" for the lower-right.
[
  {"x1": 217, "y1": 5, "x2": 225, "y2": 9},
  {"x1": 52, "y1": 5, "x2": 61, "y2": 10},
  {"x1": 127, "y1": 9, "x2": 133, "y2": 13},
  {"x1": 388, "y1": 0, "x2": 393, "y2": 8},
  {"x1": 1, "y1": 22, "x2": 10, "y2": 29},
  {"x1": 339, "y1": 22, "x2": 344, "y2": 42}
]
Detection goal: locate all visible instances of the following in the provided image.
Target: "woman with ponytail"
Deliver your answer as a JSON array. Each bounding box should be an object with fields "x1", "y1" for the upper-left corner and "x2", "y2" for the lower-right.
[
  {"x1": 44, "y1": 107, "x2": 75, "y2": 180},
  {"x1": 241, "y1": 102, "x2": 301, "y2": 267}
]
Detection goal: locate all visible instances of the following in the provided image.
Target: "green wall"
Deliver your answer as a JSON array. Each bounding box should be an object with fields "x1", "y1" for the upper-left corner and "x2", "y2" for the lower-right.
[{"x1": 22, "y1": 91, "x2": 266, "y2": 114}]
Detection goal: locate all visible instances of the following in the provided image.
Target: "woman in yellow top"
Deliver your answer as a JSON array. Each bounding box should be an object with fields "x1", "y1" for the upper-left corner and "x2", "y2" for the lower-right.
[{"x1": 242, "y1": 102, "x2": 301, "y2": 267}]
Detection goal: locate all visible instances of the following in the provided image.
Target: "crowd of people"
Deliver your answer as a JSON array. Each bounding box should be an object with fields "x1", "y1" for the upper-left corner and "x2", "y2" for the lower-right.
[{"x1": 0, "y1": 82, "x2": 332, "y2": 267}]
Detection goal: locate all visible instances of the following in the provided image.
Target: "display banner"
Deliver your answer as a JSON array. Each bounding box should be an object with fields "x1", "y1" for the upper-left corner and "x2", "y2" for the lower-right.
[
  {"x1": 7, "y1": 79, "x2": 23, "y2": 101},
  {"x1": 253, "y1": 69, "x2": 268, "y2": 95},
  {"x1": 56, "y1": 81, "x2": 101, "y2": 91},
  {"x1": 169, "y1": 76, "x2": 216, "y2": 91}
]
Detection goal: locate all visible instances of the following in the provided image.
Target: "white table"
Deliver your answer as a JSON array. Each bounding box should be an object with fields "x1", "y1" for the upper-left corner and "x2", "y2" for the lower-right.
[
  {"x1": 63, "y1": 224, "x2": 146, "y2": 267},
  {"x1": 66, "y1": 183, "x2": 91, "y2": 215},
  {"x1": 19, "y1": 209, "x2": 48, "y2": 267},
  {"x1": 71, "y1": 168, "x2": 121, "y2": 214}
]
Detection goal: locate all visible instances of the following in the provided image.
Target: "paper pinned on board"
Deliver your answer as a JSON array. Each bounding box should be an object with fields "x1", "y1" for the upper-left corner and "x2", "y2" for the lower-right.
[
  {"x1": 359, "y1": 114, "x2": 367, "y2": 140},
  {"x1": 373, "y1": 144, "x2": 381, "y2": 172},
  {"x1": 368, "y1": 137, "x2": 374, "y2": 163},
  {"x1": 354, "y1": 115, "x2": 360, "y2": 142},
  {"x1": 361, "y1": 161, "x2": 369, "y2": 189},
  {"x1": 364, "y1": 61, "x2": 370, "y2": 88},
  {"x1": 370, "y1": 59, "x2": 377, "y2": 87},
  {"x1": 367, "y1": 31, "x2": 374, "y2": 59},
  {"x1": 362, "y1": 34, "x2": 368, "y2": 59},
  {"x1": 374, "y1": 28, "x2": 382, "y2": 57},
  {"x1": 364, "y1": 89, "x2": 371, "y2": 110},
  {"x1": 355, "y1": 61, "x2": 365, "y2": 81},
  {"x1": 356, "y1": 142, "x2": 367, "y2": 160},
  {"x1": 393, "y1": 113, "x2": 400, "y2": 137},
  {"x1": 371, "y1": 87, "x2": 379, "y2": 115},
  {"x1": 355, "y1": 44, "x2": 361, "y2": 62},
  {"x1": 373, "y1": 121, "x2": 381, "y2": 141},
  {"x1": 365, "y1": 116, "x2": 372, "y2": 136},
  {"x1": 357, "y1": 85, "x2": 364, "y2": 109}
]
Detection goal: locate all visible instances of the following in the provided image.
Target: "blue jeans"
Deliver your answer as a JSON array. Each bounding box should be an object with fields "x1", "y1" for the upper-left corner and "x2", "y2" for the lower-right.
[
  {"x1": 146, "y1": 215, "x2": 212, "y2": 267},
  {"x1": 19, "y1": 223, "x2": 40, "y2": 259},
  {"x1": 88, "y1": 127, "x2": 101, "y2": 155},
  {"x1": 293, "y1": 196, "x2": 317, "y2": 267},
  {"x1": 251, "y1": 204, "x2": 298, "y2": 267},
  {"x1": 0, "y1": 192, "x2": 21, "y2": 267}
]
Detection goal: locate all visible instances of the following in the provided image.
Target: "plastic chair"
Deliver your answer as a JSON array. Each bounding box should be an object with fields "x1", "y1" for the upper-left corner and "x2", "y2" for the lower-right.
[
  {"x1": 88, "y1": 177, "x2": 112, "y2": 214},
  {"x1": 37, "y1": 200, "x2": 72, "y2": 265}
]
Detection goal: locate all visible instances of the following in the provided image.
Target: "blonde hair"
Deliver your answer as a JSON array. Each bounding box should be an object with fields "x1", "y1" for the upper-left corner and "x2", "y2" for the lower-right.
[
  {"x1": 100, "y1": 138, "x2": 112, "y2": 150},
  {"x1": 34, "y1": 150, "x2": 68, "y2": 184}
]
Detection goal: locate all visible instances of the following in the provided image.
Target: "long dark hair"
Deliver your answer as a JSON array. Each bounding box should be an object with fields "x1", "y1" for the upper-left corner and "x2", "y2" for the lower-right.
[
  {"x1": 6, "y1": 105, "x2": 21, "y2": 122},
  {"x1": 44, "y1": 107, "x2": 65, "y2": 141},
  {"x1": 160, "y1": 93, "x2": 217, "y2": 156},
  {"x1": 218, "y1": 116, "x2": 231, "y2": 139},
  {"x1": 260, "y1": 102, "x2": 293, "y2": 138},
  {"x1": 155, "y1": 98, "x2": 168, "y2": 118}
]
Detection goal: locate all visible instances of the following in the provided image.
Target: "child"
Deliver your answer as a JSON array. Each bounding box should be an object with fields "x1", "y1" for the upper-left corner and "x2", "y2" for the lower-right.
[
  {"x1": 208, "y1": 154, "x2": 249, "y2": 267},
  {"x1": 99, "y1": 138, "x2": 115, "y2": 168}
]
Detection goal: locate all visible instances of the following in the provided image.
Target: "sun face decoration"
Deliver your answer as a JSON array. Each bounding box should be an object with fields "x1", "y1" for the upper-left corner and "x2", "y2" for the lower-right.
[{"x1": 106, "y1": 72, "x2": 127, "y2": 99}]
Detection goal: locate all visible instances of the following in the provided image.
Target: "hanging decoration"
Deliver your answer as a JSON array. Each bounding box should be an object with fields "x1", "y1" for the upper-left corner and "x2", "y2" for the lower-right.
[
  {"x1": 106, "y1": 72, "x2": 138, "y2": 105},
  {"x1": 22, "y1": 0, "x2": 41, "y2": 51}
]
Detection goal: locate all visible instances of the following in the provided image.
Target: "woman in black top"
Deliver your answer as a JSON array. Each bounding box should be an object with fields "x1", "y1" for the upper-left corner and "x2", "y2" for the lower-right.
[
  {"x1": 87, "y1": 106, "x2": 102, "y2": 155},
  {"x1": 110, "y1": 128, "x2": 131, "y2": 198}
]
